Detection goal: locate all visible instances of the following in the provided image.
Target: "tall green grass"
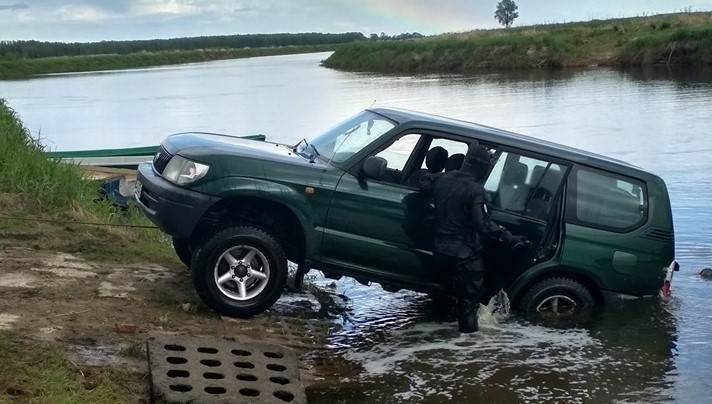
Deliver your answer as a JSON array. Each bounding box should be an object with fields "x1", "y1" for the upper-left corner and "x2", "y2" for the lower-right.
[
  {"x1": 0, "y1": 99, "x2": 98, "y2": 210},
  {"x1": 0, "y1": 99, "x2": 175, "y2": 264},
  {"x1": 323, "y1": 12, "x2": 712, "y2": 73}
]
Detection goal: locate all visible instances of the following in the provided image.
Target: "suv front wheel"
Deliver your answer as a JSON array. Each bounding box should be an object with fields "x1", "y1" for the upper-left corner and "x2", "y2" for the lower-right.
[{"x1": 191, "y1": 226, "x2": 287, "y2": 317}]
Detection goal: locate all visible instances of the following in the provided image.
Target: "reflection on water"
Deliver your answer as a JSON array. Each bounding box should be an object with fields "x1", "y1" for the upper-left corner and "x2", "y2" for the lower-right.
[{"x1": 2, "y1": 53, "x2": 712, "y2": 402}]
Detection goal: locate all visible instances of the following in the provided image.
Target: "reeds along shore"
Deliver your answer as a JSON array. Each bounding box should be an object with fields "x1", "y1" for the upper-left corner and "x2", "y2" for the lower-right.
[{"x1": 322, "y1": 12, "x2": 712, "y2": 73}]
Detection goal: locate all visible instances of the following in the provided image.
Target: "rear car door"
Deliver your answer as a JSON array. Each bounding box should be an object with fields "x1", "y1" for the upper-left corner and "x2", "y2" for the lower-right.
[
  {"x1": 559, "y1": 166, "x2": 657, "y2": 295},
  {"x1": 481, "y1": 149, "x2": 569, "y2": 293}
]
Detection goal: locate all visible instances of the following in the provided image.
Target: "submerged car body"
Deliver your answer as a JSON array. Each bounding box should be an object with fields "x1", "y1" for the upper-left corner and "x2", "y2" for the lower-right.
[{"x1": 135, "y1": 108, "x2": 677, "y2": 318}]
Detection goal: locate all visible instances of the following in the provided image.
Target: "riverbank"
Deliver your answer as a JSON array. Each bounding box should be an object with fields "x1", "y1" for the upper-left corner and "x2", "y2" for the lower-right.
[
  {"x1": 323, "y1": 12, "x2": 712, "y2": 73},
  {"x1": 0, "y1": 99, "x2": 341, "y2": 402},
  {"x1": 0, "y1": 44, "x2": 335, "y2": 79}
]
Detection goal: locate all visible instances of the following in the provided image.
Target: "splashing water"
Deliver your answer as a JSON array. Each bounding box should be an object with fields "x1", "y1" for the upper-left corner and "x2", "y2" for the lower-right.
[{"x1": 478, "y1": 289, "x2": 511, "y2": 328}]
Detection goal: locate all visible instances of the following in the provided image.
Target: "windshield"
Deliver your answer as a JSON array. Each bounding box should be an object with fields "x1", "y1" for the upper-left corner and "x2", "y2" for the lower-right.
[{"x1": 308, "y1": 110, "x2": 397, "y2": 165}]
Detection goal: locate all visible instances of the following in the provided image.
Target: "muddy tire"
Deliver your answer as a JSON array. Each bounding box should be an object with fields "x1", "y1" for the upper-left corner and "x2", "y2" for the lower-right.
[
  {"x1": 191, "y1": 226, "x2": 287, "y2": 318},
  {"x1": 519, "y1": 277, "x2": 595, "y2": 320},
  {"x1": 172, "y1": 237, "x2": 193, "y2": 269}
]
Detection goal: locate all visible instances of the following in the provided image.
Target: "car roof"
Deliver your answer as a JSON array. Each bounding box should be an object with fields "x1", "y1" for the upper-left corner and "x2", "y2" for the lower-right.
[{"x1": 370, "y1": 107, "x2": 653, "y2": 179}]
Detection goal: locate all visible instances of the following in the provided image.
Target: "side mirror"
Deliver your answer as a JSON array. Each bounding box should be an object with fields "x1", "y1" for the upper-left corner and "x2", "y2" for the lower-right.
[{"x1": 361, "y1": 156, "x2": 387, "y2": 181}]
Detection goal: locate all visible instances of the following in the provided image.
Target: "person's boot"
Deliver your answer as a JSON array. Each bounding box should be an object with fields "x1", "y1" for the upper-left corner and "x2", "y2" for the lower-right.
[{"x1": 457, "y1": 300, "x2": 479, "y2": 333}]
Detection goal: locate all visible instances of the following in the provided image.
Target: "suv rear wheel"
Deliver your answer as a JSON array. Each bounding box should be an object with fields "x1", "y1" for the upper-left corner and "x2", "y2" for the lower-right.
[
  {"x1": 519, "y1": 277, "x2": 595, "y2": 320},
  {"x1": 191, "y1": 226, "x2": 287, "y2": 317}
]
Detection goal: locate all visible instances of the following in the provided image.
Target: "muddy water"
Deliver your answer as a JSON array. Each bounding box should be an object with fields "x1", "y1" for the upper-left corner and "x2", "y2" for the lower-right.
[{"x1": 2, "y1": 54, "x2": 712, "y2": 402}]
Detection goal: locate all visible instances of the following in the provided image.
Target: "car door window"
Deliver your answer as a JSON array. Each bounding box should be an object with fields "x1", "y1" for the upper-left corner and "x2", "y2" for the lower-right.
[
  {"x1": 485, "y1": 151, "x2": 565, "y2": 220},
  {"x1": 402, "y1": 136, "x2": 474, "y2": 188},
  {"x1": 427, "y1": 138, "x2": 468, "y2": 168},
  {"x1": 571, "y1": 168, "x2": 647, "y2": 231},
  {"x1": 375, "y1": 134, "x2": 421, "y2": 172}
]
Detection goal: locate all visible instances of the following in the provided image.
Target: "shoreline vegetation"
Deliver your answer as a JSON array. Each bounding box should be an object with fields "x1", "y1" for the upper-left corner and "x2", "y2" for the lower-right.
[
  {"x1": 0, "y1": 98, "x2": 174, "y2": 264},
  {"x1": 323, "y1": 12, "x2": 712, "y2": 73},
  {"x1": 0, "y1": 44, "x2": 337, "y2": 79},
  {"x1": 1, "y1": 13, "x2": 710, "y2": 79},
  {"x1": 0, "y1": 98, "x2": 177, "y2": 401},
  {"x1": 0, "y1": 32, "x2": 367, "y2": 79}
]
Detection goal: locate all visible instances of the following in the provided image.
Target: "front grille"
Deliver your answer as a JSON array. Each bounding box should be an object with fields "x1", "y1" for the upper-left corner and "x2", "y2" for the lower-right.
[
  {"x1": 153, "y1": 146, "x2": 172, "y2": 174},
  {"x1": 640, "y1": 227, "x2": 675, "y2": 243}
]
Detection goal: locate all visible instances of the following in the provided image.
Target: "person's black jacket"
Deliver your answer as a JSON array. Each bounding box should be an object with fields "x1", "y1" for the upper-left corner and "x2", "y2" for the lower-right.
[{"x1": 425, "y1": 170, "x2": 515, "y2": 259}]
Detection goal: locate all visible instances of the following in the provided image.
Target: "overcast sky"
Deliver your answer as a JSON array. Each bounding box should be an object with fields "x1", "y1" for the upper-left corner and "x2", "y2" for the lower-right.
[{"x1": 2, "y1": 0, "x2": 712, "y2": 42}]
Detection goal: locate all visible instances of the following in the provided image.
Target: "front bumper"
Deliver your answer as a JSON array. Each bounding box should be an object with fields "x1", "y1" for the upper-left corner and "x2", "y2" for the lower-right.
[{"x1": 135, "y1": 162, "x2": 219, "y2": 240}]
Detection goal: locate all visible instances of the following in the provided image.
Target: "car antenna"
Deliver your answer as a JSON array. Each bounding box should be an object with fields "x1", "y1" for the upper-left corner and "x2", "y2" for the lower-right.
[{"x1": 368, "y1": 99, "x2": 376, "y2": 109}]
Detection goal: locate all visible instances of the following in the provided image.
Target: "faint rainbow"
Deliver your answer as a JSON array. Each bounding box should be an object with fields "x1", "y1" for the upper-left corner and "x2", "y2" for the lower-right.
[{"x1": 343, "y1": 1, "x2": 479, "y2": 34}]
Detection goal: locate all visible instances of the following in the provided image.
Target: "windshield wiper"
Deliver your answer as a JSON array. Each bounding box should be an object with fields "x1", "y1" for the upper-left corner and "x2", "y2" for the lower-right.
[
  {"x1": 293, "y1": 138, "x2": 320, "y2": 163},
  {"x1": 293, "y1": 138, "x2": 307, "y2": 154}
]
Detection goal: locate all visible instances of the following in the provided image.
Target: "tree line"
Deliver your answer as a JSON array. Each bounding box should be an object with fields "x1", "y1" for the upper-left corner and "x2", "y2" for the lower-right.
[{"x1": 0, "y1": 32, "x2": 367, "y2": 60}]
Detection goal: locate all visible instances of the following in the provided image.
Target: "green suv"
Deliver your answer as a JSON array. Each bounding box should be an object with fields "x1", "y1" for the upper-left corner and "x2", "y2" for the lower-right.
[{"x1": 135, "y1": 108, "x2": 678, "y2": 319}]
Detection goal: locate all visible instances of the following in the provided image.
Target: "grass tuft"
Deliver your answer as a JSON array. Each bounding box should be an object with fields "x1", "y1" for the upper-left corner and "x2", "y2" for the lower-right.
[{"x1": 0, "y1": 332, "x2": 142, "y2": 403}]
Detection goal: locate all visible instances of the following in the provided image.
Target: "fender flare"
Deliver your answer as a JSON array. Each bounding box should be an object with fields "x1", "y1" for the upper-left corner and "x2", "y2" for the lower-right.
[
  {"x1": 507, "y1": 263, "x2": 605, "y2": 305},
  {"x1": 203, "y1": 177, "x2": 321, "y2": 257}
]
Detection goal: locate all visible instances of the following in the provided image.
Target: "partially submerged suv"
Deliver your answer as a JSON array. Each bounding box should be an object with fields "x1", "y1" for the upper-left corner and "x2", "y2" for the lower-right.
[{"x1": 135, "y1": 108, "x2": 678, "y2": 319}]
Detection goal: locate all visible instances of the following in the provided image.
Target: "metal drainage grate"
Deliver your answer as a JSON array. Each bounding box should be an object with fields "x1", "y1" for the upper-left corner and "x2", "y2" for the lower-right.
[{"x1": 147, "y1": 336, "x2": 306, "y2": 404}]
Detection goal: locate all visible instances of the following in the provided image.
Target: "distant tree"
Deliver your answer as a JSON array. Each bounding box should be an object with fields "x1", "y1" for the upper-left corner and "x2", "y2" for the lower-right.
[{"x1": 494, "y1": 0, "x2": 519, "y2": 28}]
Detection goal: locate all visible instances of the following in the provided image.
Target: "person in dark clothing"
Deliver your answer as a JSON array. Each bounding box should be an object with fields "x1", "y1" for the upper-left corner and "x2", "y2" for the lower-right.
[{"x1": 426, "y1": 141, "x2": 529, "y2": 333}]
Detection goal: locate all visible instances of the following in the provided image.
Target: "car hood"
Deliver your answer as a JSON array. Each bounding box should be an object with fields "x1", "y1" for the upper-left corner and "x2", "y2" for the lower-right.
[{"x1": 161, "y1": 132, "x2": 330, "y2": 177}]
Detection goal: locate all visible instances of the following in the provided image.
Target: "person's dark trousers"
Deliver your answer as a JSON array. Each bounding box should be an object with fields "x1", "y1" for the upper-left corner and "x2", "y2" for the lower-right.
[{"x1": 435, "y1": 253, "x2": 486, "y2": 333}]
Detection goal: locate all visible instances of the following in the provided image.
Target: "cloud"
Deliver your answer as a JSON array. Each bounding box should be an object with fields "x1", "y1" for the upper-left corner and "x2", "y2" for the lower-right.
[
  {"x1": 55, "y1": 4, "x2": 115, "y2": 22},
  {"x1": 131, "y1": 0, "x2": 200, "y2": 17},
  {"x1": 0, "y1": 3, "x2": 28, "y2": 11}
]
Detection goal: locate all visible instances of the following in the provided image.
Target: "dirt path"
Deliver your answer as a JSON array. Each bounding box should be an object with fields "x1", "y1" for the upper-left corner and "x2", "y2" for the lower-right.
[{"x1": 0, "y1": 244, "x2": 338, "y2": 400}]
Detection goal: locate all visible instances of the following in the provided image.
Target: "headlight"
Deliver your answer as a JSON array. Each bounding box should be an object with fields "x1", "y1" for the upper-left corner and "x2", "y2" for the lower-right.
[{"x1": 162, "y1": 155, "x2": 210, "y2": 185}]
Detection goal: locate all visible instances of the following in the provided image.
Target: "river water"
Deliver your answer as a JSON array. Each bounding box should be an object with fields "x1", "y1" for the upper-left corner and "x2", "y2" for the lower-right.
[{"x1": 2, "y1": 53, "x2": 711, "y2": 403}]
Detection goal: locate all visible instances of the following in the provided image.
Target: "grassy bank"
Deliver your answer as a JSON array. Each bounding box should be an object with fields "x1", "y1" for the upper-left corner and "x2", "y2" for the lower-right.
[
  {"x1": 0, "y1": 44, "x2": 335, "y2": 79},
  {"x1": 323, "y1": 12, "x2": 712, "y2": 73},
  {"x1": 0, "y1": 99, "x2": 174, "y2": 264},
  {"x1": 0, "y1": 100, "x2": 173, "y2": 402}
]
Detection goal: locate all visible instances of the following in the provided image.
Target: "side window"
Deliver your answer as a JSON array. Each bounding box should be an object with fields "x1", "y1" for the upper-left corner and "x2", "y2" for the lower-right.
[
  {"x1": 427, "y1": 138, "x2": 469, "y2": 172},
  {"x1": 373, "y1": 134, "x2": 422, "y2": 184},
  {"x1": 401, "y1": 136, "x2": 472, "y2": 188},
  {"x1": 484, "y1": 151, "x2": 565, "y2": 219},
  {"x1": 571, "y1": 168, "x2": 647, "y2": 230},
  {"x1": 375, "y1": 134, "x2": 421, "y2": 171}
]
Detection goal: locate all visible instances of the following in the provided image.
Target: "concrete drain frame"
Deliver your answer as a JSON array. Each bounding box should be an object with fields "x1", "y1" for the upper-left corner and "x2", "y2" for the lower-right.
[{"x1": 147, "y1": 336, "x2": 306, "y2": 404}]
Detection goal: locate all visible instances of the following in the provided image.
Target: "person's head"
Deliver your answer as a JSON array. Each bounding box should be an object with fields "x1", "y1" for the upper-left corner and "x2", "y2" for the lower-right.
[{"x1": 460, "y1": 141, "x2": 491, "y2": 180}]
